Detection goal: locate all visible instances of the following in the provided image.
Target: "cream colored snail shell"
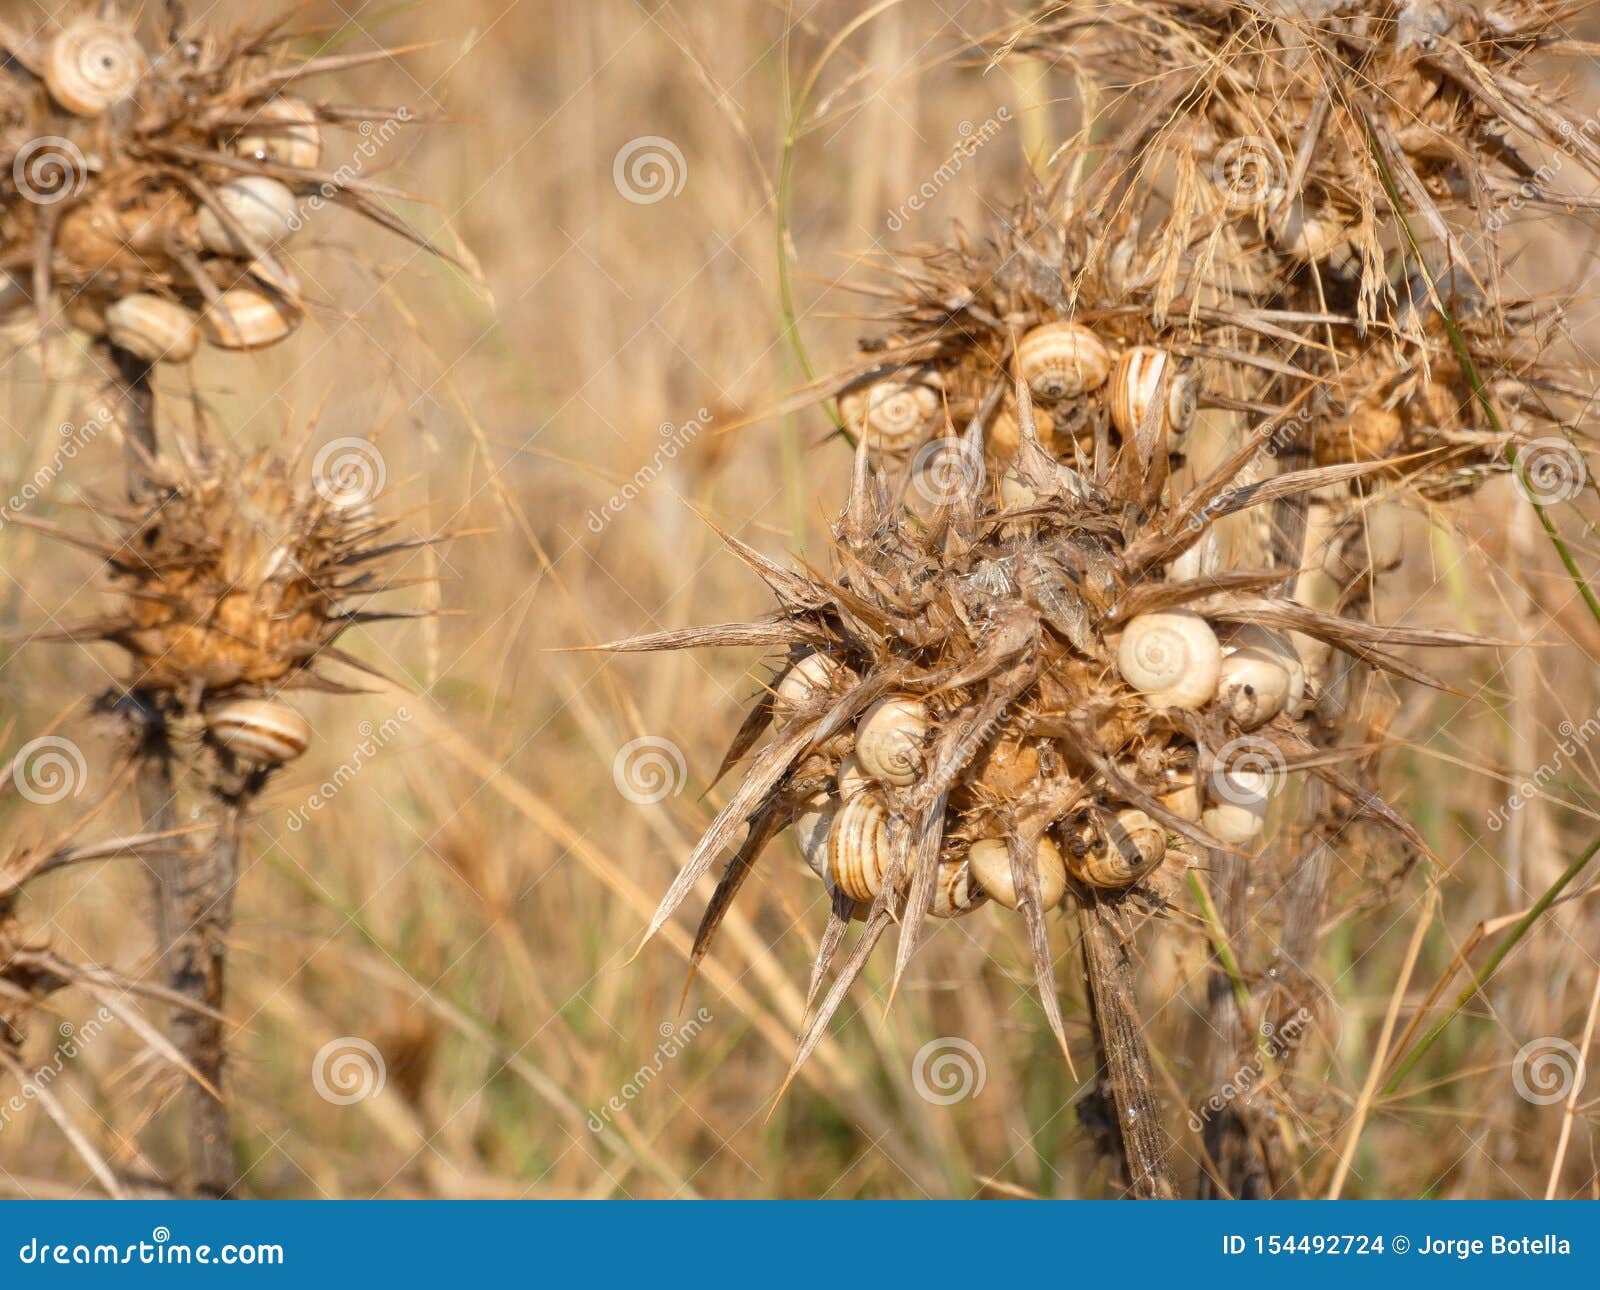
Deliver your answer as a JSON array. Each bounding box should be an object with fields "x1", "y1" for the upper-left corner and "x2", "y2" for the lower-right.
[
  {"x1": 1110, "y1": 345, "x2": 1197, "y2": 442},
  {"x1": 827, "y1": 792, "x2": 895, "y2": 903},
  {"x1": 201, "y1": 288, "x2": 300, "y2": 351},
  {"x1": 44, "y1": 19, "x2": 147, "y2": 116},
  {"x1": 104, "y1": 294, "x2": 200, "y2": 365},
  {"x1": 853, "y1": 697, "x2": 929, "y2": 787},
  {"x1": 1116, "y1": 611, "x2": 1221, "y2": 709},
  {"x1": 196, "y1": 177, "x2": 301, "y2": 256},
  {"x1": 930, "y1": 859, "x2": 983, "y2": 918},
  {"x1": 1324, "y1": 501, "x2": 1404, "y2": 583},
  {"x1": 772, "y1": 652, "x2": 846, "y2": 728},
  {"x1": 836, "y1": 753, "x2": 871, "y2": 801},
  {"x1": 838, "y1": 379, "x2": 940, "y2": 452},
  {"x1": 1216, "y1": 649, "x2": 1293, "y2": 731},
  {"x1": 1202, "y1": 769, "x2": 1274, "y2": 845},
  {"x1": 231, "y1": 97, "x2": 323, "y2": 170},
  {"x1": 207, "y1": 698, "x2": 311, "y2": 766},
  {"x1": 1071, "y1": 809, "x2": 1166, "y2": 888},
  {"x1": 1015, "y1": 322, "x2": 1112, "y2": 401},
  {"x1": 1158, "y1": 777, "x2": 1203, "y2": 822},
  {"x1": 966, "y1": 836, "x2": 1066, "y2": 910},
  {"x1": 792, "y1": 791, "x2": 834, "y2": 880}
]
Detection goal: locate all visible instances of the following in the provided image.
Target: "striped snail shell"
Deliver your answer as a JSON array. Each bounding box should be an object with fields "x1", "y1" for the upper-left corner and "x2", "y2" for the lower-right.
[
  {"x1": 966, "y1": 836, "x2": 1067, "y2": 910},
  {"x1": 1216, "y1": 648, "x2": 1293, "y2": 731},
  {"x1": 105, "y1": 294, "x2": 200, "y2": 365},
  {"x1": 1116, "y1": 611, "x2": 1221, "y2": 709},
  {"x1": 1071, "y1": 809, "x2": 1166, "y2": 888},
  {"x1": 207, "y1": 698, "x2": 311, "y2": 766},
  {"x1": 201, "y1": 287, "x2": 300, "y2": 351},
  {"x1": 838, "y1": 378, "x2": 940, "y2": 452},
  {"x1": 827, "y1": 791, "x2": 895, "y2": 903},
  {"x1": 930, "y1": 858, "x2": 983, "y2": 918},
  {"x1": 772, "y1": 652, "x2": 847, "y2": 728},
  {"x1": 231, "y1": 97, "x2": 323, "y2": 169},
  {"x1": 792, "y1": 791, "x2": 835, "y2": 880},
  {"x1": 1109, "y1": 346, "x2": 1198, "y2": 443},
  {"x1": 44, "y1": 18, "x2": 147, "y2": 116},
  {"x1": 196, "y1": 177, "x2": 301, "y2": 256},
  {"x1": 853, "y1": 697, "x2": 929, "y2": 787},
  {"x1": 1015, "y1": 322, "x2": 1112, "y2": 401}
]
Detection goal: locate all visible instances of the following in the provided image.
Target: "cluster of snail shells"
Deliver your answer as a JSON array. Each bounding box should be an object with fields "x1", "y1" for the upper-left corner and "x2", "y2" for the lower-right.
[
  {"x1": 837, "y1": 370, "x2": 943, "y2": 452},
  {"x1": 204, "y1": 697, "x2": 312, "y2": 768},
  {"x1": 1014, "y1": 322, "x2": 1198, "y2": 447}
]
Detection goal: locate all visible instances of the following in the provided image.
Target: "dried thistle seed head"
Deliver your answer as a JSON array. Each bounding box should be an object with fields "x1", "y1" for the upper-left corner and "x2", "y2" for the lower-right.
[
  {"x1": 33, "y1": 444, "x2": 421, "y2": 701},
  {"x1": 0, "y1": 5, "x2": 445, "y2": 359}
]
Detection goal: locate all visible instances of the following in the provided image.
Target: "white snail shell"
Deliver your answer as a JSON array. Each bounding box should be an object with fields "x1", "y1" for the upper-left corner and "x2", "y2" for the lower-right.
[
  {"x1": 838, "y1": 378, "x2": 940, "y2": 452},
  {"x1": 930, "y1": 859, "x2": 983, "y2": 918},
  {"x1": 1015, "y1": 322, "x2": 1112, "y2": 400},
  {"x1": 1109, "y1": 346, "x2": 1198, "y2": 443},
  {"x1": 853, "y1": 697, "x2": 929, "y2": 787},
  {"x1": 44, "y1": 19, "x2": 147, "y2": 116},
  {"x1": 793, "y1": 791, "x2": 834, "y2": 880},
  {"x1": 196, "y1": 177, "x2": 301, "y2": 256},
  {"x1": 1202, "y1": 769, "x2": 1276, "y2": 844},
  {"x1": 1216, "y1": 649, "x2": 1293, "y2": 730},
  {"x1": 836, "y1": 754, "x2": 871, "y2": 801},
  {"x1": 231, "y1": 97, "x2": 323, "y2": 170},
  {"x1": 1072, "y1": 809, "x2": 1166, "y2": 888},
  {"x1": 201, "y1": 287, "x2": 300, "y2": 350},
  {"x1": 827, "y1": 791, "x2": 895, "y2": 903},
  {"x1": 1271, "y1": 205, "x2": 1346, "y2": 261},
  {"x1": 105, "y1": 294, "x2": 200, "y2": 365},
  {"x1": 1324, "y1": 501, "x2": 1404, "y2": 583},
  {"x1": 1116, "y1": 611, "x2": 1222, "y2": 709},
  {"x1": 966, "y1": 836, "x2": 1067, "y2": 910},
  {"x1": 207, "y1": 698, "x2": 311, "y2": 766},
  {"x1": 772, "y1": 652, "x2": 846, "y2": 729}
]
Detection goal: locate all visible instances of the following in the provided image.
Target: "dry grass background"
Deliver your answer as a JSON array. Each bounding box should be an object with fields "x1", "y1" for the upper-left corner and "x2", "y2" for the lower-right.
[{"x1": 3, "y1": 0, "x2": 1600, "y2": 1198}]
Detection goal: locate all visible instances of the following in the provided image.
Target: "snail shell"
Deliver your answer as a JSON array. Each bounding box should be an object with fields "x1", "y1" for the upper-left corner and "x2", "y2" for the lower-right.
[
  {"x1": 104, "y1": 294, "x2": 200, "y2": 365},
  {"x1": 1270, "y1": 204, "x2": 1346, "y2": 262},
  {"x1": 44, "y1": 19, "x2": 147, "y2": 116},
  {"x1": 231, "y1": 97, "x2": 323, "y2": 169},
  {"x1": 1324, "y1": 501, "x2": 1403, "y2": 583},
  {"x1": 1313, "y1": 403, "x2": 1403, "y2": 468},
  {"x1": 1202, "y1": 768, "x2": 1275, "y2": 845},
  {"x1": 966, "y1": 836, "x2": 1067, "y2": 910},
  {"x1": 1116, "y1": 611, "x2": 1221, "y2": 709},
  {"x1": 987, "y1": 398, "x2": 1056, "y2": 460},
  {"x1": 930, "y1": 859, "x2": 983, "y2": 918},
  {"x1": 793, "y1": 791, "x2": 834, "y2": 880},
  {"x1": 853, "y1": 697, "x2": 929, "y2": 787},
  {"x1": 196, "y1": 177, "x2": 301, "y2": 256},
  {"x1": 1072, "y1": 809, "x2": 1166, "y2": 888},
  {"x1": 838, "y1": 378, "x2": 940, "y2": 452},
  {"x1": 1158, "y1": 776, "x2": 1203, "y2": 822},
  {"x1": 836, "y1": 754, "x2": 871, "y2": 801},
  {"x1": 1216, "y1": 648, "x2": 1293, "y2": 730},
  {"x1": 772, "y1": 652, "x2": 847, "y2": 728},
  {"x1": 207, "y1": 698, "x2": 311, "y2": 766},
  {"x1": 1015, "y1": 322, "x2": 1111, "y2": 400},
  {"x1": 827, "y1": 791, "x2": 894, "y2": 903},
  {"x1": 201, "y1": 287, "x2": 300, "y2": 350},
  {"x1": 1109, "y1": 346, "x2": 1198, "y2": 443}
]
